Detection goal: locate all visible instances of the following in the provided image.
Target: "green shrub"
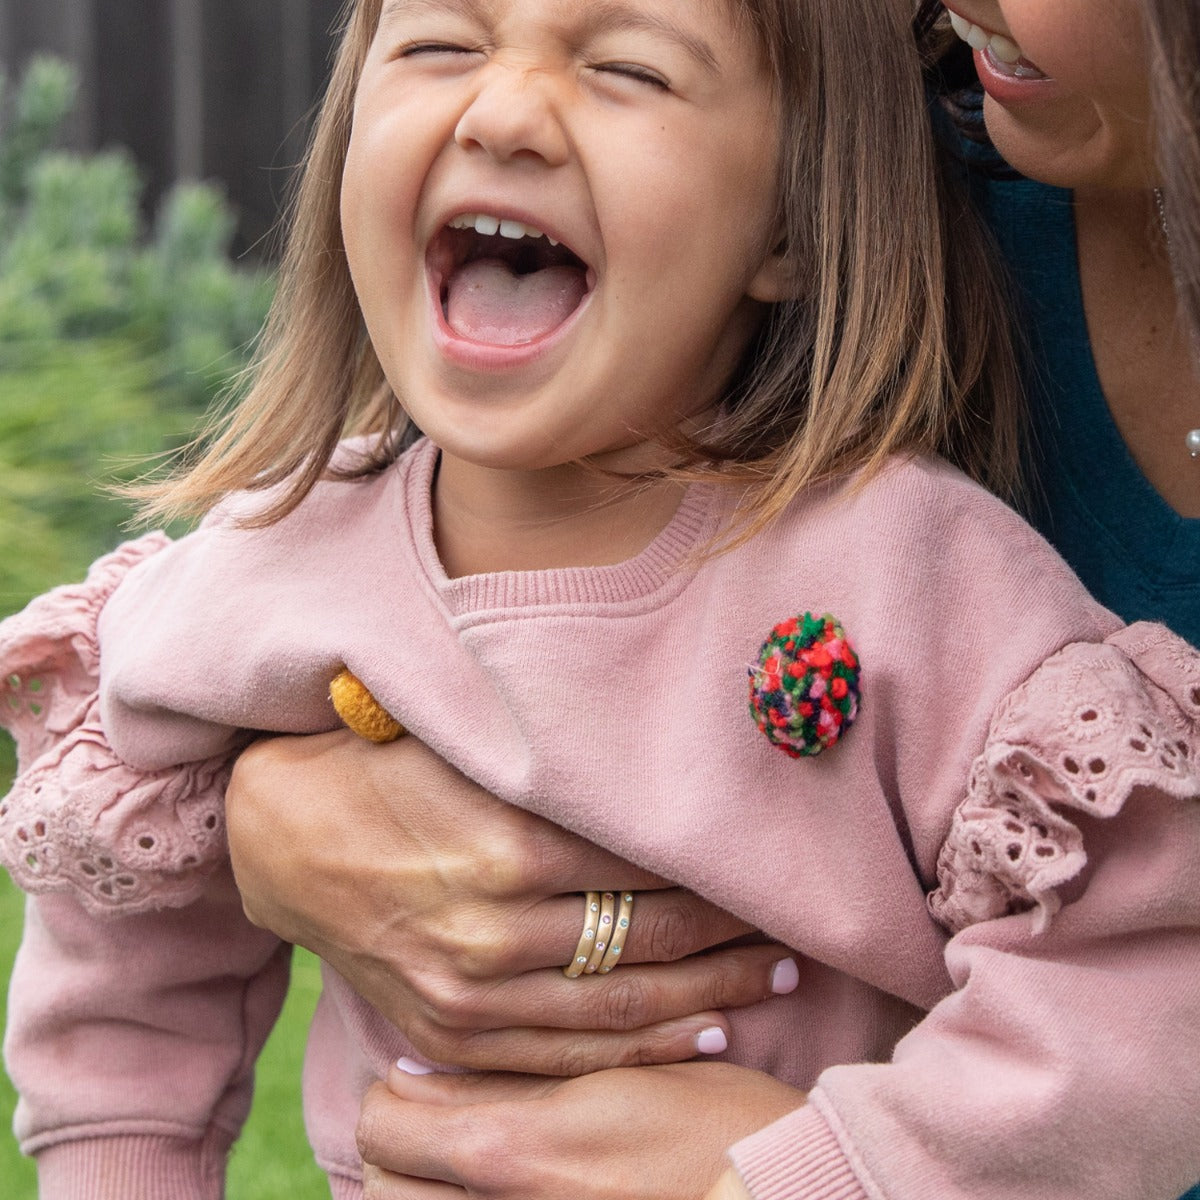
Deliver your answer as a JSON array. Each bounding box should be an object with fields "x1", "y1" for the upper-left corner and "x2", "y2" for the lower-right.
[
  {"x1": 0, "y1": 58, "x2": 76, "y2": 213},
  {"x1": 0, "y1": 56, "x2": 275, "y2": 613}
]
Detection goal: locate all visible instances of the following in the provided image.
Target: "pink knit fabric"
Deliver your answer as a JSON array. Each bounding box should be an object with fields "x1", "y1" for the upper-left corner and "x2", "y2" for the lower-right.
[{"x1": 2, "y1": 439, "x2": 1199, "y2": 1199}]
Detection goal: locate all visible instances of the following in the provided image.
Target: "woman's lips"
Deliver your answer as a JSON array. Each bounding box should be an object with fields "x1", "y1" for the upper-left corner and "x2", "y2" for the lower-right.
[{"x1": 944, "y1": 7, "x2": 1054, "y2": 101}]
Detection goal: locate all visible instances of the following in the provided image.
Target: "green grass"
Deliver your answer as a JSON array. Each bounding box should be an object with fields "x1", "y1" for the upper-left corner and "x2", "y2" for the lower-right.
[{"x1": 0, "y1": 722, "x2": 331, "y2": 1199}]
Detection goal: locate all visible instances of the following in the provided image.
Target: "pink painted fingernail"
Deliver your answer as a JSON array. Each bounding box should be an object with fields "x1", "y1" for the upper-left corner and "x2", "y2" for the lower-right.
[
  {"x1": 695, "y1": 1027, "x2": 729, "y2": 1055},
  {"x1": 396, "y1": 1057, "x2": 436, "y2": 1075},
  {"x1": 771, "y1": 958, "x2": 800, "y2": 995}
]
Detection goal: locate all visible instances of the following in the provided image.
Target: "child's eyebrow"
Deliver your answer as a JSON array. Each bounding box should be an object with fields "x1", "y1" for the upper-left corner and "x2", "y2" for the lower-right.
[
  {"x1": 378, "y1": 0, "x2": 720, "y2": 75},
  {"x1": 379, "y1": 0, "x2": 480, "y2": 28},
  {"x1": 576, "y1": 2, "x2": 721, "y2": 74}
]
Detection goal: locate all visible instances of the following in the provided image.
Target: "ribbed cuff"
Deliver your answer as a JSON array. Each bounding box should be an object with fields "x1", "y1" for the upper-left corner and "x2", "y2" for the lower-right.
[
  {"x1": 36, "y1": 1133, "x2": 230, "y2": 1199},
  {"x1": 728, "y1": 1103, "x2": 870, "y2": 1200}
]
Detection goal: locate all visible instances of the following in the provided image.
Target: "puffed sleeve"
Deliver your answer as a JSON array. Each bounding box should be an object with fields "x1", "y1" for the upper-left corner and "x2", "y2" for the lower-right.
[
  {"x1": 729, "y1": 622, "x2": 1200, "y2": 1200},
  {"x1": 0, "y1": 535, "x2": 233, "y2": 914},
  {"x1": 0, "y1": 539, "x2": 290, "y2": 1197}
]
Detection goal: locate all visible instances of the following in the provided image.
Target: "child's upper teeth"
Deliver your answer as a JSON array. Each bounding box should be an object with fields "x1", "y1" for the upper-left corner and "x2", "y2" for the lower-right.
[
  {"x1": 449, "y1": 213, "x2": 548, "y2": 240},
  {"x1": 947, "y1": 11, "x2": 1022, "y2": 64}
]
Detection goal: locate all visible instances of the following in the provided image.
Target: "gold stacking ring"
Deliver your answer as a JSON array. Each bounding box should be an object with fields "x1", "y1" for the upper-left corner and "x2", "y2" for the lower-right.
[
  {"x1": 583, "y1": 891, "x2": 617, "y2": 974},
  {"x1": 564, "y1": 890, "x2": 636, "y2": 978},
  {"x1": 563, "y1": 891, "x2": 602, "y2": 978},
  {"x1": 597, "y1": 892, "x2": 634, "y2": 974}
]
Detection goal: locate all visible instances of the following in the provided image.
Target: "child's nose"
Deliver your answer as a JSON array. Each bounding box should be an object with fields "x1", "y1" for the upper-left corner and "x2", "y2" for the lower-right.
[{"x1": 454, "y1": 65, "x2": 569, "y2": 167}]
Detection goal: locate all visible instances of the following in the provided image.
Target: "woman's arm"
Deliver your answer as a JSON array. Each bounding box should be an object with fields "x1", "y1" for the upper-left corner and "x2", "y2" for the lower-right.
[{"x1": 226, "y1": 731, "x2": 801, "y2": 1074}]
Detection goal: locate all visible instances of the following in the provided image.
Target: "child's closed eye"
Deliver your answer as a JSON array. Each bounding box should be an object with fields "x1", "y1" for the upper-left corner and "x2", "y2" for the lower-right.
[
  {"x1": 590, "y1": 62, "x2": 672, "y2": 92},
  {"x1": 399, "y1": 42, "x2": 478, "y2": 59}
]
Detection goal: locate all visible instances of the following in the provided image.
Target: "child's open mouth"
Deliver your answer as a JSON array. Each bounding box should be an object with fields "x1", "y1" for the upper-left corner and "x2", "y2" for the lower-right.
[{"x1": 428, "y1": 214, "x2": 591, "y2": 347}]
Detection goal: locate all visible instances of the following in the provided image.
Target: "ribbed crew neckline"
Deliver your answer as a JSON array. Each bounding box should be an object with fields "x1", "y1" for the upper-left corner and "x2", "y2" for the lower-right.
[{"x1": 398, "y1": 438, "x2": 723, "y2": 617}]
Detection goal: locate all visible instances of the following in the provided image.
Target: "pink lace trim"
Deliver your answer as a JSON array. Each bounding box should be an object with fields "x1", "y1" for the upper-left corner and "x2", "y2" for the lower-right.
[
  {"x1": 929, "y1": 622, "x2": 1200, "y2": 934},
  {"x1": 0, "y1": 535, "x2": 231, "y2": 915}
]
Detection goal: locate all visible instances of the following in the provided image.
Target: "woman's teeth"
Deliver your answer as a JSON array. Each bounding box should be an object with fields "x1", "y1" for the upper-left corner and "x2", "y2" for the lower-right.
[
  {"x1": 947, "y1": 11, "x2": 1049, "y2": 81},
  {"x1": 448, "y1": 213, "x2": 559, "y2": 246},
  {"x1": 947, "y1": 11, "x2": 1021, "y2": 62}
]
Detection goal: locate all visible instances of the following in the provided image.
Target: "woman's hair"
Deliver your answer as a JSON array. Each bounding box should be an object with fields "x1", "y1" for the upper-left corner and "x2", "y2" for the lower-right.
[
  {"x1": 1146, "y1": 0, "x2": 1200, "y2": 355},
  {"x1": 136, "y1": 0, "x2": 1022, "y2": 530}
]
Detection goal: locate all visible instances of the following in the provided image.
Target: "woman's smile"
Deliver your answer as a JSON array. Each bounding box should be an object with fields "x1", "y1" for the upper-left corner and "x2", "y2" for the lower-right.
[{"x1": 942, "y1": 0, "x2": 1154, "y2": 189}]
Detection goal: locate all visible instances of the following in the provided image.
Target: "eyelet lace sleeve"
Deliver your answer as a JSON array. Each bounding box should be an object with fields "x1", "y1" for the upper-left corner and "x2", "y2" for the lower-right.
[
  {"x1": 0, "y1": 535, "x2": 230, "y2": 915},
  {"x1": 929, "y1": 621, "x2": 1200, "y2": 934}
]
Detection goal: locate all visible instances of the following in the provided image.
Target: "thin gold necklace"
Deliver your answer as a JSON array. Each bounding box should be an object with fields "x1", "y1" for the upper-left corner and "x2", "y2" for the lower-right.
[{"x1": 1153, "y1": 187, "x2": 1200, "y2": 458}]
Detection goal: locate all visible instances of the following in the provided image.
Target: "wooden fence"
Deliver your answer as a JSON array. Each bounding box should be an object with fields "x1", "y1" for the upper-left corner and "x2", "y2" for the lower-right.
[{"x1": 0, "y1": 0, "x2": 345, "y2": 256}]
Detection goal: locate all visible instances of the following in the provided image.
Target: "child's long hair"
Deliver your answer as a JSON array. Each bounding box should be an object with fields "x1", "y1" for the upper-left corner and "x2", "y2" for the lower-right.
[{"x1": 136, "y1": 0, "x2": 1022, "y2": 530}]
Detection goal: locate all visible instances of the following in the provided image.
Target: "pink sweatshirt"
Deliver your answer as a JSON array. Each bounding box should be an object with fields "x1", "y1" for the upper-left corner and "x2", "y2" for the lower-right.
[{"x1": 2, "y1": 438, "x2": 1199, "y2": 1199}]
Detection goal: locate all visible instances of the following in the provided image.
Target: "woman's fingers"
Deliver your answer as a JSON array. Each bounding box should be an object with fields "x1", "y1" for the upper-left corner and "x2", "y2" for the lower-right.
[
  {"x1": 469, "y1": 887, "x2": 756, "y2": 977},
  {"x1": 704, "y1": 1170, "x2": 756, "y2": 1200},
  {"x1": 396, "y1": 943, "x2": 801, "y2": 1071},
  {"x1": 421, "y1": 941, "x2": 799, "y2": 1034},
  {"x1": 227, "y1": 731, "x2": 798, "y2": 1076},
  {"x1": 357, "y1": 1063, "x2": 806, "y2": 1200},
  {"x1": 358, "y1": 1078, "x2": 487, "y2": 1188},
  {"x1": 408, "y1": 1013, "x2": 734, "y2": 1075},
  {"x1": 362, "y1": 1166, "x2": 464, "y2": 1200}
]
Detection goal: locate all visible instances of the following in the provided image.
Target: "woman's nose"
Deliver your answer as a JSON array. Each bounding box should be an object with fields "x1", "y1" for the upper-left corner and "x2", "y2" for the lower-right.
[{"x1": 454, "y1": 65, "x2": 569, "y2": 167}]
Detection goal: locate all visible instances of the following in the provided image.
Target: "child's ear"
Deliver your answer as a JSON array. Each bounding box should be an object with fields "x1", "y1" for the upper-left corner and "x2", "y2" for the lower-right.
[{"x1": 746, "y1": 238, "x2": 798, "y2": 303}]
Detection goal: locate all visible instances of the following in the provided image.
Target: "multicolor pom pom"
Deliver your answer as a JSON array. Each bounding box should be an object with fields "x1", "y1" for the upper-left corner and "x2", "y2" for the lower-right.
[{"x1": 749, "y1": 613, "x2": 861, "y2": 758}]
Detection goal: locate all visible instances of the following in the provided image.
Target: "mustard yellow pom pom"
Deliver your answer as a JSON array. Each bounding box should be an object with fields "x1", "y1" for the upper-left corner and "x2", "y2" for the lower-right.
[{"x1": 330, "y1": 669, "x2": 405, "y2": 743}]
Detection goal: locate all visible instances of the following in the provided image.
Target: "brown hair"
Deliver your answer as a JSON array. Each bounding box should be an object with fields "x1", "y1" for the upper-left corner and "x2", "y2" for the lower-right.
[
  {"x1": 1146, "y1": 0, "x2": 1200, "y2": 355},
  {"x1": 136, "y1": 0, "x2": 1022, "y2": 530}
]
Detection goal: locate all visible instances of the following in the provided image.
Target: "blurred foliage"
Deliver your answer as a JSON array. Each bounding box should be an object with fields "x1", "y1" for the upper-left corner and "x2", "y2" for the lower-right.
[
  {"x1": 0, "y1": 55, "x2": 274, "y2": 616},
  {"x1": 0, "y1": 57, "x2": 323, "y2": 1200}
]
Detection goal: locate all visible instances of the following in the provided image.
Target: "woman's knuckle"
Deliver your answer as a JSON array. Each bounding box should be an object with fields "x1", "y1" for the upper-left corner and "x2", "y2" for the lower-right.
[
  {"x1": 544, "y1": 1039, "x2": 598, "y2": 1077},
  {"x1": 407, "y1": 1023, "x2": 462, "y2": 1063},
  {"x1": 452, "y1": 1118, "x2": 524, "y2": 1190},
  {"x1": 639, "y1": 899, "x2": 704, "y2": 961},
  {"x1": 629, "y1": 1025, "x2": 690, "y2": 1067},
  {"x1": 595, "y1": 975, "x2": 655, "y2": 1029},
  {"x1": 355, "y1": 1102, "x2": 383, "y2": 1160},
  {"x1": 705, "y1": 950, "x2": 759, "y2": 1005},
  {"x1": 447, "y1": 928, "x2": 510, "y2": 980},
  {"x1": 405, "y1": 963, "x2": 484, "y2": 1025},
  {"x1": 474, "y1": 848, "x2": 530, "y2": 898}
]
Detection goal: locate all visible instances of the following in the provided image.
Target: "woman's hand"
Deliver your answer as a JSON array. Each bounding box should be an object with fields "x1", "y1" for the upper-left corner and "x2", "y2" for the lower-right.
[
  {"x1": 704, "y1": 1171, "x2": 755, "y2": 1200},
  {"x1": 357, "y1": 1059, "x2": 803, "y2": 1199},
  {"x1": 226, "y1": 731, "x2": 800, "y2": 1074}
]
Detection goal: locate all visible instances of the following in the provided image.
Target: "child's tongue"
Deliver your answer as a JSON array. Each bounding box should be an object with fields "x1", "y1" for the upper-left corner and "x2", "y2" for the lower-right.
[{"x1": 445, "y1": 258, "x2": 587, "y2": 346}]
